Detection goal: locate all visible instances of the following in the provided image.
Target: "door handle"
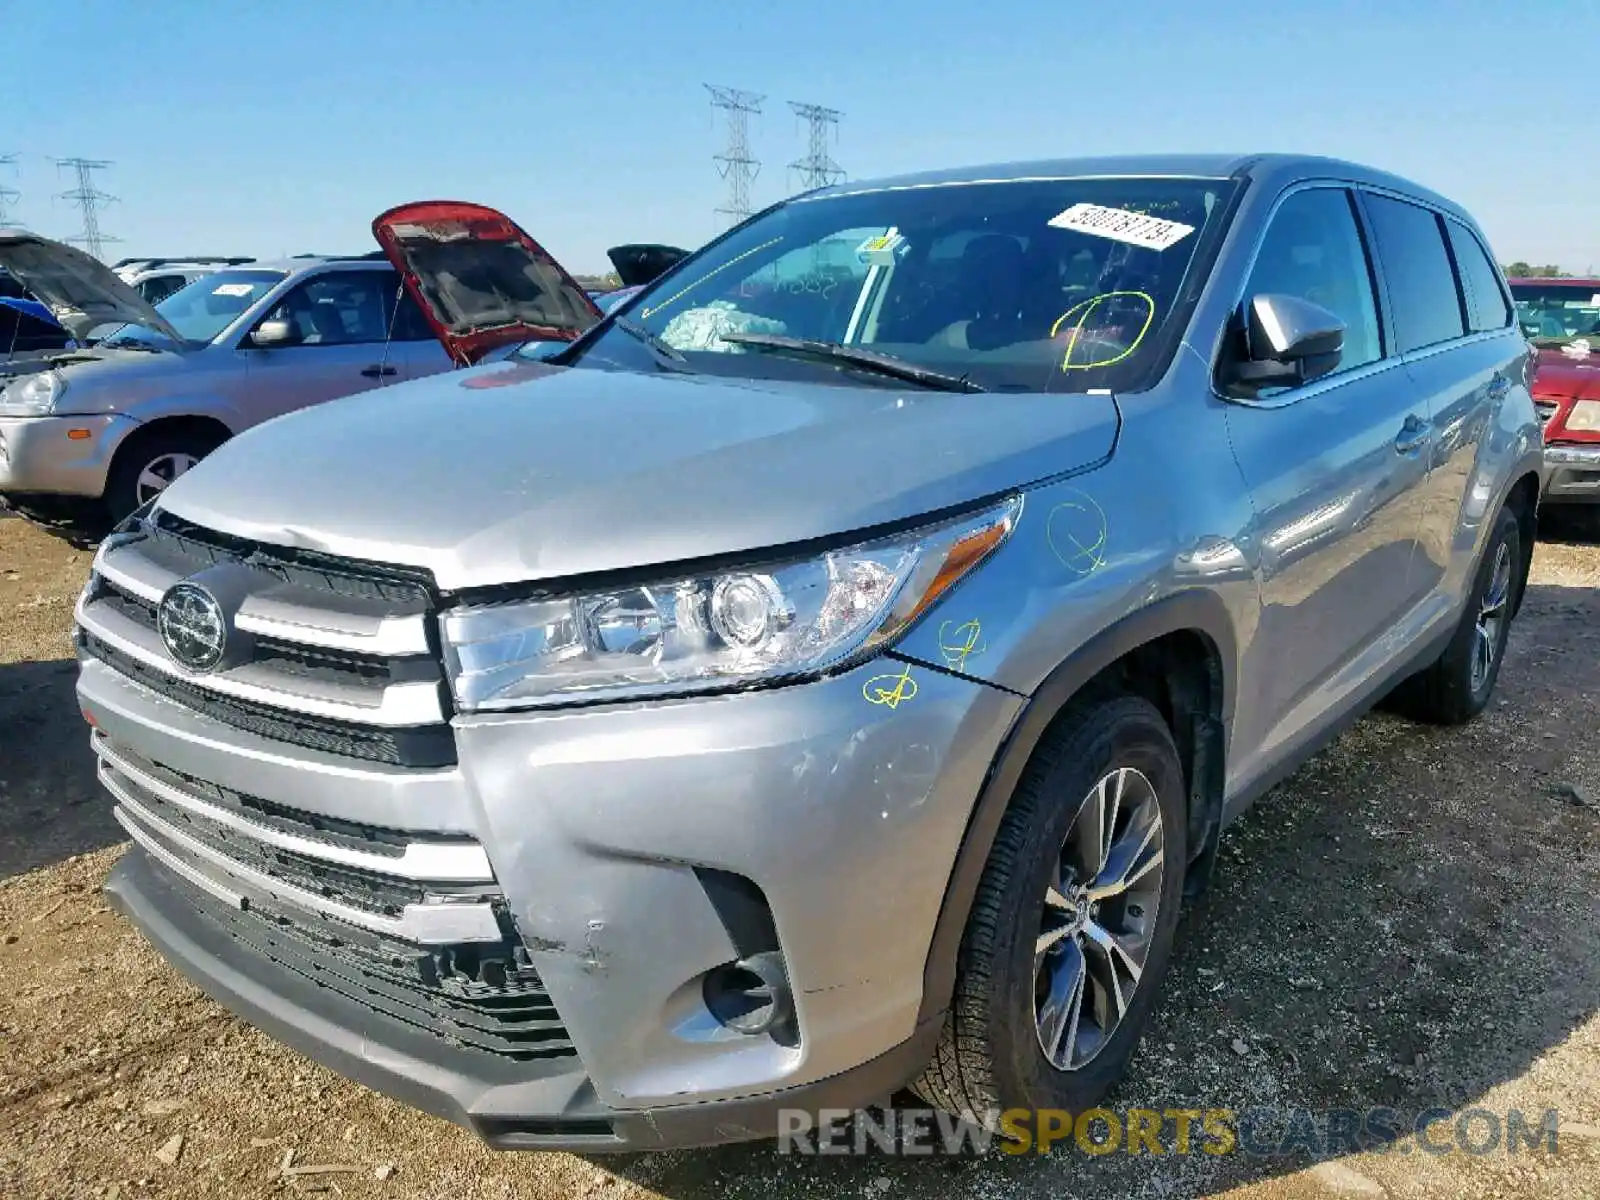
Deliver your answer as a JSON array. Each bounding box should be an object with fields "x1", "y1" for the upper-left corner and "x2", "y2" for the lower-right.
[
  {"x1": 1394, "y1": 415, "x2": 1431, "y2": 457},
  {"x1": 1487, "y1": 373, "x2": 1510, "y2": 400},
  {"x1": 360, "y1": 364, "x2": 397, "y2": 379}
]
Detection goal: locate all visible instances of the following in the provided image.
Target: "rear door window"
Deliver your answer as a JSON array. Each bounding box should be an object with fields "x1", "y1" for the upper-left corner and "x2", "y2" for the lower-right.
[
  {"x1": 1362, "y1": 194, "x2": 1466, "y2": 353},
  {"x1": 1243, "y1": 186, "x2": 1383, "y2": 374},
  {"x1": 1445, "y1": 220, "x2": 1512, "y2": 334}
]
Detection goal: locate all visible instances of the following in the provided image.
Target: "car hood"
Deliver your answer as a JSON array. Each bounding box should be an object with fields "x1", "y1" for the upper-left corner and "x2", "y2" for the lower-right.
[
  {"x1": 1532, "y1": 345, "x2": 1600, "y2": 400},
  {"x1": 0, "y1": 230, "x2": 186, "y2": 344},
  {"x1": 155, "y1": 362, "x2": 1120, "y2": 592},
  {"x1": 372, "y1": 201, "x2": 604, "y2": 367},
  {"x1": 606, "y1": 244, "x2": 690, "y2": 289}
]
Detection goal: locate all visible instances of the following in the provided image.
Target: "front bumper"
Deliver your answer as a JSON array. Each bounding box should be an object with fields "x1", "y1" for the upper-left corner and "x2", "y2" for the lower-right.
[
  {"x1": 0, "y1": 411, "x2": 133, "y2": 497},
  {"x1": 1541, "y1": 442, "x2": 1600, "y2": 505},
  {"x1": 81, "y1": 652, "x2": 1022, "y2": 1147}
]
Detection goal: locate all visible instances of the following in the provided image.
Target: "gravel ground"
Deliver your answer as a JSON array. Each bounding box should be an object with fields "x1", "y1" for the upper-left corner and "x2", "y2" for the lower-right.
[{"x1": 1, "y1": 513, "x2": 1597, "y2": 1200}]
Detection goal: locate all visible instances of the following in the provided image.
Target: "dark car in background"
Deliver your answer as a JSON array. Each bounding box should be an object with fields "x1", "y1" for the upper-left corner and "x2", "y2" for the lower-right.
[
  {"x1": 1510, "y1": 277, "x2": 1600, "y2": 527},
  {"x1": 1, "y1": 266, "x2": 73, "y2": 356}
]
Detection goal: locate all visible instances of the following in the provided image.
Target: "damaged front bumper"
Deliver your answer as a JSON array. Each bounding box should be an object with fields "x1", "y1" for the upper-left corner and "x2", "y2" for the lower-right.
[{"x1": 84, "y1": 651, "x2": 1020, "y2": 1149}]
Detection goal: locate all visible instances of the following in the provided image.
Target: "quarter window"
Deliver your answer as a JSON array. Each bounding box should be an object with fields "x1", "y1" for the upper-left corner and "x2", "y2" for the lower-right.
[
  {"x1": 1243, "y1": 187, "x2": 1382, "y2": 374},
  {"x1": 1446, "y1": 220, "x2": 1512, "y2": 333},
  {"x1": 1362, "y1": 194, "x2": 1466, "y2": 352}
]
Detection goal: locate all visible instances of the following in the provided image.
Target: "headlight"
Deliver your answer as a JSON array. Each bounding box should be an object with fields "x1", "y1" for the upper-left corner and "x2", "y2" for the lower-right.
[
  {"x1": 0, "y1": 371, "x2": 66, "y2": 415},
  {"x1": 442, "y1": 496, "x2": 1022, "y2": 711},
  {"x1": 1565, "y1": 398, "x2": 1600, "y2": 433}
]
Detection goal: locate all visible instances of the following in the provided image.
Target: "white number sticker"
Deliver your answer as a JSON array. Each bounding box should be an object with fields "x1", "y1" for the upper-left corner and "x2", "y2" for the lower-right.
[{"x1": 1048, "y1": 203, "x2": 1195, "y2": 252}]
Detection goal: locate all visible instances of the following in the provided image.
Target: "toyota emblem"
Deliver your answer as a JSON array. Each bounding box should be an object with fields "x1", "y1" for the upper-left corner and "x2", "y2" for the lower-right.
[{"x1": 157, "y1": 582, "x2": 228, "y2": 672}]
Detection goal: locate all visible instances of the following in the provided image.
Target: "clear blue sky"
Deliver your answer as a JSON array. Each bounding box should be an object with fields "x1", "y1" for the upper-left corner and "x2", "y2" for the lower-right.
[{"x1": 6, "y1": 0, "x2": 1597, "y2": 275}]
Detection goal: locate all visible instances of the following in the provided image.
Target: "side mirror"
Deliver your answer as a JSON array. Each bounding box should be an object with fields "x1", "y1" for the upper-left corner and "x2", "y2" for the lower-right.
[
  {"x1": 249, "y1": 318, "x2": 294, "y2": 348},
  {"x1": 1229, "y1": 293, "x2": 1346, "y2": 391}
]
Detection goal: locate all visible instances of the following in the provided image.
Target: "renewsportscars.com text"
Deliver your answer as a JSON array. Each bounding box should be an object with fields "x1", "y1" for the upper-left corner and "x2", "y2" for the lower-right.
[{"x1": 777, "y1": 1105, "x2": 1564, "y2": 1158}]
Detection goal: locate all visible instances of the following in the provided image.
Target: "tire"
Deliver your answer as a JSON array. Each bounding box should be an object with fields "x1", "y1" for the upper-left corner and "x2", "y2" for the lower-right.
[
  {"x1": 912, "y1": 694, "x2": 1188, "y2": 1125},
  {"x1": 1389, "y1": 503, "x2": 1521, "y2": 726},
  {"x1": 103, "y1": 426, "x2": 227, "y2": 526}
]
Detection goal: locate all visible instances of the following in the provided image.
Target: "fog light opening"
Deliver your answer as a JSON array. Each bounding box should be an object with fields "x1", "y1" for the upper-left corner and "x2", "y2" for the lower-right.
[{"x1": 704, "y1": 951, "x2": 794, "y2": 1040}]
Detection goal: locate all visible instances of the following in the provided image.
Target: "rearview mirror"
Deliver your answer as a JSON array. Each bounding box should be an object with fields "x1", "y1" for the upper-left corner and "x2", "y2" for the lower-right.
[
  {"x1": 250, "y1": 318, "x2": 294, "y2": 348},
  {"x1": 1229, "y1": 293, "x2": 1345, "y2": 392}
]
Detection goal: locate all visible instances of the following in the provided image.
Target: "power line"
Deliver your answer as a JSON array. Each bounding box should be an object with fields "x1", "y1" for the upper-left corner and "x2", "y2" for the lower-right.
[
  {"x1": 55, "y1": 157, "x2": 120, "y2": 260},
  {"x1": 705, "y1": 84, "x2": 764, "y2": 231},
  {"x1": 0, "y1": 154, "x2": 19, "y2": 225},
  {"x1": 787, "y1": 102, "x2": 844, "y2": 191}
]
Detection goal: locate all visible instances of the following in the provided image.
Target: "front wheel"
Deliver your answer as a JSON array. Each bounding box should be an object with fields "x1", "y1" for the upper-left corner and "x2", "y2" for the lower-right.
[
  {"x1": 103, "y1": 427, "x2": 226, "y2": 525},
  {"x1": 1389, "y1": 503, "x2": 1522, "y2": 725},
  {"x1": 912, "y1": 694, "x2": 1187, "y2": 1124}
]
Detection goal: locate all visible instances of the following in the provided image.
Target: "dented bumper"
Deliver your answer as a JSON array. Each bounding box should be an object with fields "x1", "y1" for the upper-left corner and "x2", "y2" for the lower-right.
[{"x1": 83, "y1": 651, "x2": 1020, "y2": 1147}]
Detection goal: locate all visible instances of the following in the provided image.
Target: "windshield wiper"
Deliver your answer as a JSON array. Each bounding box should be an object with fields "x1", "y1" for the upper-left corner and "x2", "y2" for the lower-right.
[
  {"x1": 612, "y1": 316, "x2": 692, "y2": 371},
  {"x1": 716, "y1": 332, "x2": 986, "y2": 393},
  {"x1": 97, "y1": 336, "x2": 165, "y2": 352}
]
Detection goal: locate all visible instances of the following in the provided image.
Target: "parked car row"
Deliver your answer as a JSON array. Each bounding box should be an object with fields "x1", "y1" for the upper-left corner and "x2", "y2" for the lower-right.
[
  {"x1": 0, "y1": 218, "x2": 685, "y2": 535},
  {"x1": 66, "y1": 152, "x2": 1543, "y2": 1149}
]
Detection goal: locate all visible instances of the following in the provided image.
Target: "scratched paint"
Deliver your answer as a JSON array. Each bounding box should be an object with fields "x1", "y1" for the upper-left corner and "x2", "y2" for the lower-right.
[
  {"x1": 937, "y1": 619, "x2": 986, "y2": 672},
  {"x1": 1050, "y1": 291, "x2": 1156, "y2": 372},
  {"x1": 1045, "y1": 489, "x2": 1109, "y2": 575},
  {"x1": 862, "y1": 662, "x2": 918, "y2": 709}
]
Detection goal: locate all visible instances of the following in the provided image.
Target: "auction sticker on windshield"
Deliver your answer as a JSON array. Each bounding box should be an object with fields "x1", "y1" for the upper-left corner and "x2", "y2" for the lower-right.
[
  {"x1": 212, "y1": 283, "x2": 256, "y2": 297},
  {"x1": 1048, "y1": 203, "x2": 1195, "y2": 251}
]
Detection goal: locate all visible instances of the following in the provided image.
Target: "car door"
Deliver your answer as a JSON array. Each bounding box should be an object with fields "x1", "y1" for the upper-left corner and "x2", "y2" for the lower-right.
[
  {"x1": 235, "y1": 269, "x2": 405, "y2": 425},
  {"x1": 1363, "y1": 199, "x2": 1518, "y2": 600},
  {"x1": 1222, "y1": 184, "x2": 1433, "y2": 757}
]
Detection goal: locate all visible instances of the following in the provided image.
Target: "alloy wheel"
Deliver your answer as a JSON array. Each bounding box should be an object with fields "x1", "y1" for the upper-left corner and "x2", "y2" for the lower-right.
[
  {"x1": 1034, "y1": 765, "x2": 1165, "y2": 1071},
  {"x1": 1471, "y1": 541, "x2": 1512, "y2": 693},
  {"x1": 134, "y1": 452, "x2": 199, "y2": 507}
]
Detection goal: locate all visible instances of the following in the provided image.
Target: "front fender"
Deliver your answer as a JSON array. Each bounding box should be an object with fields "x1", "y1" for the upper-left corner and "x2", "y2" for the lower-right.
[{"x1": 113, "y1": 393, "x2": 245, "y2": 433}]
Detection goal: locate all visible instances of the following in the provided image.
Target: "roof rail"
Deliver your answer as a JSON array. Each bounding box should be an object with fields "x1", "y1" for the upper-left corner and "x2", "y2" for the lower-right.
[{"x1": 114, "y1": 255, "x2": 257, "y2": 270}]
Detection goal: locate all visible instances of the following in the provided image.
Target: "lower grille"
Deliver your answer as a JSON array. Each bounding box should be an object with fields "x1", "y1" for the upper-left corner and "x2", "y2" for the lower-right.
[
  {"x1": 80, "y1": 633, "x2": 456, "y2": 769},
  {"x1": 100, "y1": 734, "x2": 577, "y2": 1064},
  {"x1": 158, "y1": 863, "x2": 578, "y2": 1062}
]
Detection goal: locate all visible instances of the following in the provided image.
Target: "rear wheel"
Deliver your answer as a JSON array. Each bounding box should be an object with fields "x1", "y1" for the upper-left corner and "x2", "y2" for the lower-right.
[
  {"x1": 104, "y1": 426, "x2": 226, "y2": 525},
  {"x1": 1390, "y1": 504, "x2": 1521, "y2": 725},
  {"x1": 912, "y1": 695, "x2": 1187, "y2": 1125}
]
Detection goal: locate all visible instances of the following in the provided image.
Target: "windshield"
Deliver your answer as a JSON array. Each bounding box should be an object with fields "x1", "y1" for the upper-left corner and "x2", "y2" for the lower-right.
[
  {"x1": 1510, "y1": 282, "x2": 1600, "y2": 348},
  {"x1": 561, "y1": 176, "x2": 1237, "y2": 393},
  {"x1": 99, "y1": 269, "x2": 286, "y2": 347}
]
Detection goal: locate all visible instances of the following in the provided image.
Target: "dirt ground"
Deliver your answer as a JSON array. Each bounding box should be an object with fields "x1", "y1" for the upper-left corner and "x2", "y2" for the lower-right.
[{"x1": 1, "y1": 511, "x2": 1597, "y2": 1200}]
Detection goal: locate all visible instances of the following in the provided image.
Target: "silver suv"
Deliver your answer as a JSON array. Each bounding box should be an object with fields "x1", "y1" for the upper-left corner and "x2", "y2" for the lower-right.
[
  {"x1": 76, "y1": 155, "x2": 1543, "y2": 1151},
  {"x1": 0, "y1": 236, "x2": 455, "y2": 530}
]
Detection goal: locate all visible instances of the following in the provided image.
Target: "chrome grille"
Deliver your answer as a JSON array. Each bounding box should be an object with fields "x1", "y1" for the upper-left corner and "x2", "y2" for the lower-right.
[{"x1": 75, "y1": 510, "x2": 454, "y2": 768}]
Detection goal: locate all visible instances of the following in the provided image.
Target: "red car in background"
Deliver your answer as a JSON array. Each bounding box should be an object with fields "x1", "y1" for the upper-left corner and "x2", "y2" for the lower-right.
[{"x1": 1509, "y1": 276, "x2": 1600, "y2": 530}]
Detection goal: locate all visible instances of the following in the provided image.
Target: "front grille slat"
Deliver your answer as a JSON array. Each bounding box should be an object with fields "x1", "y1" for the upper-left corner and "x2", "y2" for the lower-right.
[{"x1": 81, "y1": 634, "x2": 456, "y2": 768}]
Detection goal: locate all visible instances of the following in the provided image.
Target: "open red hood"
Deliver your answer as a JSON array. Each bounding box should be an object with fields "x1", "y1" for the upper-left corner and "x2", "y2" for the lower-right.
[{"x1": 372, "y1": 201, "x2": 603, "y2": 367}]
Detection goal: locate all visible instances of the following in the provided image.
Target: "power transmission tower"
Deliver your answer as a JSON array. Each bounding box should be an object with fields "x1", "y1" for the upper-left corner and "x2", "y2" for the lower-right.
[
  {"x1": 0, "y1": 154, "x2": 19, "y2": 225},
  {"x1": 55, "y1": 157, "x2": 120, "y2": 260},
  {"x1": 787, "y1": 102, "x2": 844, "y2": 191},
  {"x1": 705, "y1": 84, "x2": 764, "y2": 230}
]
